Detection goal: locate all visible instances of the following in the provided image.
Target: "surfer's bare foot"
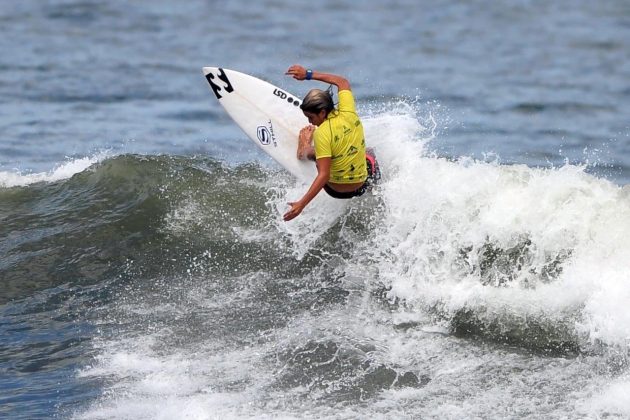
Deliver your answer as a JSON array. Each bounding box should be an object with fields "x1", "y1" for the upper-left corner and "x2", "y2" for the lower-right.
[{"x1": 297, "y1": 126, "x2": 315, "y2": 160}]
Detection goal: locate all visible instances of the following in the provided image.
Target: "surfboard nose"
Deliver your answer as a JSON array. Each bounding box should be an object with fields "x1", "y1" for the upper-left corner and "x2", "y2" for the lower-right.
[{"x1": 202, "y1": 67, "x2": 216, "y2": 76}]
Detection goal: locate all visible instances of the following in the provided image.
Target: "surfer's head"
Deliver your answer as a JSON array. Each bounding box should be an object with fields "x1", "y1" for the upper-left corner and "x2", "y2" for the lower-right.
[{"x1": 300, "y1": 89, "x2": 334, "y2": 125}]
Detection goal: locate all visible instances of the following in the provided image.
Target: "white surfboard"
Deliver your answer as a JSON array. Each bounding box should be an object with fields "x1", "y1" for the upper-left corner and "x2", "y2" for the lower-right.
[{"x1": 202, "y1": 67, "x2": 316, "y2": 181}]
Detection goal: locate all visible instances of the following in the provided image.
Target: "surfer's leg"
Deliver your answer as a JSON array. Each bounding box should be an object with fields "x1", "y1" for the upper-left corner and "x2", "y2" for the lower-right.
[{"x1": 365, "y1": 147, "x2": 381, "y2": 182}]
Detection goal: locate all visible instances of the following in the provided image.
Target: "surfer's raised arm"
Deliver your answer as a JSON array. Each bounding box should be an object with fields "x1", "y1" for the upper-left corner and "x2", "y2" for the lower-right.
[
  {"x1": 285, "y1": 65, "x2": 351, "y2": 91},
  {"x1": 283, "y1": 64, "x2": 380, "y2": 222}
]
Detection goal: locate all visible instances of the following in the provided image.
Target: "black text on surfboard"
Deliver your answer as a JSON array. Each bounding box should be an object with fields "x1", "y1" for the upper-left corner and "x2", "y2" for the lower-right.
[
  {"x1": 274, "y1": 88, "x2": 300, "y2": 107},
  {"x1": 206, "y1": 68, "x2": 234, "y2": 99}
]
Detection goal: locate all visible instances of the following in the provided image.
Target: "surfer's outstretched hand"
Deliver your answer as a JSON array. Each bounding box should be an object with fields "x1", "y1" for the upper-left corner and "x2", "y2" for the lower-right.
[
  {"x1": 286, "y1": 65, "x2": 307, "y2": 80},
  {"x1": 283, "y1": 201, "x2": 305, "y2": 221}
]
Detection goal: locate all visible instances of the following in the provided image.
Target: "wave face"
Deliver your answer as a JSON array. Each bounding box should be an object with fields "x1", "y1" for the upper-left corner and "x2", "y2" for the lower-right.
[{"x1": 2, "y1": 108, "x2": 630, "y2": 419}]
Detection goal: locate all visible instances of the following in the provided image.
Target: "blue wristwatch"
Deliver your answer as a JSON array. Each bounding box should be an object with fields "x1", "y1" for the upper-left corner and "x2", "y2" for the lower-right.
[{"x1": 305, "y1": 69, "x2": 313, "y2": 80}]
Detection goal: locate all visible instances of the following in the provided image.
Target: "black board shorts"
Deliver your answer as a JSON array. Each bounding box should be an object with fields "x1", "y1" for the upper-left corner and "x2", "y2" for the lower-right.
[{"x1": 323, "y1": 182, "x2": 369, "y2": 199}]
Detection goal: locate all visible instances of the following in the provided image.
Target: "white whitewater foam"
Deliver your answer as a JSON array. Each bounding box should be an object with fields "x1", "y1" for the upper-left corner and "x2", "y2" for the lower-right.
[
  {"x1": 269, "y1": 99, "x2": 436, "y2": 260},
  {"x1": 364, "y1": 102, "x2": 630, "y2": 350},
  {"x1": 75, "y1": 335, "x2": 264, "y2": 420},
  {"x1": 580, "y1": 376, "x2": 630, "y2": 418},
  {"x1": 75, "y1": 100, "x2": 630, "y2": 419},
  {"x1": 270, "y1": 178, "x2": 350, "y2": 259},
  {"x1": 0, "y1": 152, "x2": 110, "y2": 188}
]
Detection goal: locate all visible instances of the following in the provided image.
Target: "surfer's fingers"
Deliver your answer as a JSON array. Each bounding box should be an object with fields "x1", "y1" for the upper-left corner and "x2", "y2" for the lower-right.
[
  {"x1": 285, "y1": 65, "x2": 306, "y2": 80},
  {"x1": 286, "y1": 72, "x2": 302, "y2": 81},
  {"x1": 283, "y1": 202, "x2": 300, "y2": 218},
  {"x1": 299, "y1": 126, "x2": 315, "y2": 136},
  {"x1": 283, "y1": 207, "x2": 297, "y2": 221}
]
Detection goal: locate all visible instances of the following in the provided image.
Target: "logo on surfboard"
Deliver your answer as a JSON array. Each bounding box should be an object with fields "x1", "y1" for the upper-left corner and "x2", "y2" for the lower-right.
[
  {"x1": 257, "y1": 126, "x2": 271, "y2": 145},
  {"x1": 274, "y1": 88, "x2": 300, "y2": 107},
  {"x1": 257, "y1": 120, "x2": 277, "y2": 147},
  {"x1": 205, "y1": 68, "x2": 234, "y2": 100}
]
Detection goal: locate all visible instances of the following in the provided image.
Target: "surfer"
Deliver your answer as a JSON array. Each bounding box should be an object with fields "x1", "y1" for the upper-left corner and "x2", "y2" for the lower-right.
[{"x1": 283, "y1": 64, "x2": 379, "y2": 221}]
